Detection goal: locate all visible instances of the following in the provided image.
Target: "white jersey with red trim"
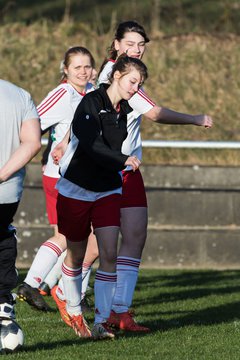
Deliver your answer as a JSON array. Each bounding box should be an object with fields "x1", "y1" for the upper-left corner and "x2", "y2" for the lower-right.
[
  {"x1": 38, "y1": 82, "x2": 94, "y2": 178},
  {"x1": 98, "y1": 60, "x2": 155, "y2": 167}
]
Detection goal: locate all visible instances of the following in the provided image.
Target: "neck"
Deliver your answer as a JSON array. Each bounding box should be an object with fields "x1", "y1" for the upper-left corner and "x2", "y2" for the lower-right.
[
  {"x1": 67, "y1": 81, "x2": 85, "y2": 94},
  {"x1": 106, "y1": 84, "x2": 121, "y2": 110}
]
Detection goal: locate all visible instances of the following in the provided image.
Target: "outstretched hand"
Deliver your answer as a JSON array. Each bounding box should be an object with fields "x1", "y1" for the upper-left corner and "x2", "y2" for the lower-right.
[{"x1": 194, "y1": 114, "x2": 213, "y2": 128}]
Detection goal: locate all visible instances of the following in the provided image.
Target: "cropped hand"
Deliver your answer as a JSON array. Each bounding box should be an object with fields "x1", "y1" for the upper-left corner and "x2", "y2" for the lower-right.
[
  {"x1": 125, "y1": 156, "x2": 141, "y2": 172},
  {"x1": 51, "y1": 143, "x2": 67, "y2": 165}
]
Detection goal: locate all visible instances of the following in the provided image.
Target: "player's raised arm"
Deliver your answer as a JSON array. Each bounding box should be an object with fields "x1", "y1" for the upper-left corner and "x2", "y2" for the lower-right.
[{"x1": 144, "y1": 104, "x2": 213, "y2": 127}]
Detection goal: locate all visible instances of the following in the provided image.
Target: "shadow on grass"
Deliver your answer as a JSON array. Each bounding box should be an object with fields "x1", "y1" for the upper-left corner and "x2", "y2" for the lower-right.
[
  {"x1": 138, "y1": 299, "x2": 240, "y2": 330},
  {"x1": 159, "y1": 300, "x2": 240, "y2": 331},
  {"x1": 16, "y1": 269, "x2": 240, "y2": 338},
  {"x1": 133, "y1": 270, "x2": 240, "y2": 332},
  {"x1": 137, "y1": 269, "x2": 240, "y2": 288},
  {"x1": 134, "y1": 270, "x2": 240, "y2": 307},
  {"x1": 134, "y1": 284, "x2": 240, "y2": 306},
  {"x1": 18, "y1": 330, "x2": 153, "y2": 353},
  {"x1": 17, "y1": 338, "x2": 92, "y2": 353}
]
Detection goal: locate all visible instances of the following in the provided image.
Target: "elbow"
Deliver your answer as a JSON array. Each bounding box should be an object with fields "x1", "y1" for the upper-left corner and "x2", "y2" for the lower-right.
[
  {"x1": 145, "y1": 106, "x2": 161, "y2": 122},
  {"x1": 150, "y1": 114, "x2": 158, "y2": 122}
]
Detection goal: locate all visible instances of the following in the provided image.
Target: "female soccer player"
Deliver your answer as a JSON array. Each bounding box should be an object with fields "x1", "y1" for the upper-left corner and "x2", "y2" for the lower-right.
[
  {"x1": 97, "y1": 21, "x2": 213, "y2": 333},
  {"x1": 17, "y1": 46, "x2": 96, "y2": 311},
  {"x1": 51, "y1": 21, "x2": 213, "y2": 333},
  {"x1": 56, "y1": 55, "x2": 148, "y2": 340}
]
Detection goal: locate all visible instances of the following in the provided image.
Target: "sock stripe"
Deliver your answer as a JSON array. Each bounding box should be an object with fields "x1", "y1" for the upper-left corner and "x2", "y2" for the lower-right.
[
  {"x1": 117, "y1": 258, "x2": 140, "y2": 268},
  {"x1": 62, "y1": 263, "x2": 82, "y2": 277},
  {"x1": 95, "y1": 272, "x2": 117, "y2": 282},
  {"x1": 43, "y1": 241, "x2": 62, "y2": 256},
  {"x1": 117, "y1": 268, "x2": 139, "y2": 273}
]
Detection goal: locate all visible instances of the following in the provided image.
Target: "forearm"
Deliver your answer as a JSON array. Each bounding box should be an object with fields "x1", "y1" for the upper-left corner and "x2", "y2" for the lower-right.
[
  {"x1": 89, "y1": 141, "x2": 128, "y2": 172},
  {"x1": 152, "y1": 106, "x2": 195, "y2": 124},
  {"x1": 61, "y1": 129, "x2": 70, "y2": 146},
  {"x1": 0, "y1": 141, "x2": 41, "y2": 182},
  {"x1": 158, "y1": 107, "x2": 197, "y2": 124},
  {"x1": 145, "y1": 105, "x2": 212, "y2": 127}
]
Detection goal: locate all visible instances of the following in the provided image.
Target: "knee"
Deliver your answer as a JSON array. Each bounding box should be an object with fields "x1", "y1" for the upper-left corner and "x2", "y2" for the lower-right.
[
  {"x1": 100, "y1": 248, "x2": 117, "y2": 266},
  {"x1": 122, "y1": 224, "x2": 147, "y2": 246},
  {"x1": 65, "y1": 252, "x2": 84, "y2": 268}
]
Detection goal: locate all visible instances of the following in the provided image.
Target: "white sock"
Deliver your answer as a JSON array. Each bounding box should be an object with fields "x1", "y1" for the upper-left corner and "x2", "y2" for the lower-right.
[
  {"x1": 81, "y1": 262, "x2": 92, "y2": 300},
  {"x1": 112, "y1": 256, "x2": 140, "y2": 314},
  {"x1": 24, "y1": 241, "x2": 63, "y2": 288},
  {"x1": 56, "y1": 278, "x2": 65, "y2": 301},
  {"x1": 62, "y1": 262, "x2": 82, "y2": 316},
  {"x1": 94, "y1": 270, "x2": 117, "y2": 324},
  {"x1": 44, "y1": 251, "x2": 66, "y2": 289}
]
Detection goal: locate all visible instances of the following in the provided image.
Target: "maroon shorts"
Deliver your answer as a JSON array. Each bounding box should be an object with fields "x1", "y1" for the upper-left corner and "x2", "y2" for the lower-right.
[
  {"x1": 42, "y1": 175, "x2": 58, "y2": 225},
  {"x1": 121, "y1": 169, "x2": 147, "y2": 208},
  {"x1": 57, "y1": 193, "x2": 121, "y2": 242}
]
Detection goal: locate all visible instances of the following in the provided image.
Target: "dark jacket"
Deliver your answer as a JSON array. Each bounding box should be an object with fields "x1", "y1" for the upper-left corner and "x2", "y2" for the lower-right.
[{"x1": 62, "y1": 84, "x2": 132, "y2": 192}]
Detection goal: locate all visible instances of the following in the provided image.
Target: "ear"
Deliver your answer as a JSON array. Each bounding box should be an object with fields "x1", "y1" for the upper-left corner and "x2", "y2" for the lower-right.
[
  {"x1": 64, "y1": 66, "x2": 68, "y2": 76},
  {"x1": 114, "y1": 39, "x2": 120, "y2": 52},
  {"x1": 113, "y1": 70, "x2": 121, "y2": 80}
]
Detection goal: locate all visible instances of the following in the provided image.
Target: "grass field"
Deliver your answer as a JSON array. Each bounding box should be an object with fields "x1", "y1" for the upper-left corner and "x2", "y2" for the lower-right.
[{"x1": 2, "y1": 268, "x2": 240, "y2": 359}]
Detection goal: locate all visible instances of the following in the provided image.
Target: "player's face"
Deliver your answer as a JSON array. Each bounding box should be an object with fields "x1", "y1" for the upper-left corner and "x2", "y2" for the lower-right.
[
  {"x1": 65, "y1": 54, "x2": 93, "y2": 93},
  {"x1": 114, "y1": 32, "x2": 146, "y2": 59},
  {"x1": 115, "y1": 67, "x2": 143, "y2": 100}
]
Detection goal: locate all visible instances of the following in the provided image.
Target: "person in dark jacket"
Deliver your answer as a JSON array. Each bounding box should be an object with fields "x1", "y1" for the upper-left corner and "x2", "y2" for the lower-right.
[{"x1": 55, "y1": 55, "x2": 148, "y2": 340}]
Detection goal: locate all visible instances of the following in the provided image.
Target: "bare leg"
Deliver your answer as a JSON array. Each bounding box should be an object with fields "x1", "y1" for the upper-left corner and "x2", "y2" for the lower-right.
[
  {"x1": 93, "y1": 226, "x2": 119, "y2": 325},
  {"x1": 119, "y1": 207, "x2": 148, "y2": 258},
  {"x1": 83, "y1": 230, "x2": 99, "y2": 264},
  {"x1": 94, "y1": 226, "x2": 118, "y2": 273},
  {"x1": 81, "y1": 231, "x2": 99, "y2": 303}
]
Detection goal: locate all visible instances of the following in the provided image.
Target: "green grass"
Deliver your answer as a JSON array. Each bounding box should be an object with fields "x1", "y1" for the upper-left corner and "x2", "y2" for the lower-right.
[{"x1": 3, "y1": 269, "x2": 240, "y2": 359}]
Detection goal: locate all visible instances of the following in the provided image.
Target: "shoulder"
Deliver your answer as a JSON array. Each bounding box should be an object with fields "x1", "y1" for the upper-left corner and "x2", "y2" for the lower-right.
[
  {"x1": 41, "y1": 83, "x2": 69, "y2": 100},
  {"x1": 74, "y1": 88, "x2": 103, "y2": 117},
  {"x1": 55, "y1": 83, "x2": 72, "y2": 97},
  {"x1": 0, "y1": 79, "x2": 30, "y2": 100},
  {"x1": 83, "y1": 87, "x2": 101, "y2": 102},
  {"x1": 42, "y1": 83, "x2": 70, "y2": 103},
  {"x1": 98, "y1": 60, "x2": 115, "y2": 84}
]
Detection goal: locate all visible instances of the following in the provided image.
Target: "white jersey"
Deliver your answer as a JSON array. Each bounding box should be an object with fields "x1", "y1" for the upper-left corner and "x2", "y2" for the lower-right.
[
  {"x1": 37, "y1": 82, "x2": 94, "y2": 178},
  {"x1": 98, "y1": 60, "x2": 155, "y2": 169}
]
